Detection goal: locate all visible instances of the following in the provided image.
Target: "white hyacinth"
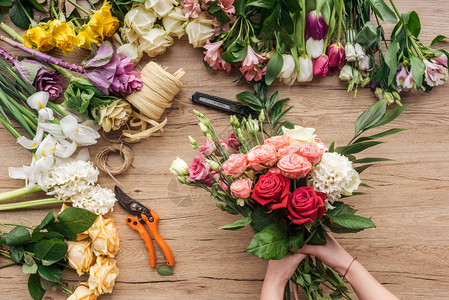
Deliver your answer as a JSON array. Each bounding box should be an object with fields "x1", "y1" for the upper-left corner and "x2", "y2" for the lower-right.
[
  {"x1": 43, "y1": 160, "x2": 99, "y2": 198},
  {"x1": 309, "y1": 152, "x2": 356, "y2": 205},
  {"x1": 71, "y1": 186, "x2": 117, "y2": 215}
]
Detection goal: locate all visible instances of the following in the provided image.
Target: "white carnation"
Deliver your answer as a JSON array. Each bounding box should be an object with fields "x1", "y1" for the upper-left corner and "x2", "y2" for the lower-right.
[
  {"x1": 71, "y1": 186, "x2": 117, "y2": 215},
  {"x1": 309, "y1": 152, "x2": 355, "y2": 205}
]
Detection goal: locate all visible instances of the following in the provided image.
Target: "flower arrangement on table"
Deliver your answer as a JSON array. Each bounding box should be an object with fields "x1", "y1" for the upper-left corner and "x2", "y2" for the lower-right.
[{"x1": 171, "y1": 85, "x2": 408, "y2": 299}]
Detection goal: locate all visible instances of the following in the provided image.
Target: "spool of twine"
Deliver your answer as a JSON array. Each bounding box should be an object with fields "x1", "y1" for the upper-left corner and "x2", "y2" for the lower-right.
[{"x1": 94, "y1": 143, "x2": 134, "y2": 183}]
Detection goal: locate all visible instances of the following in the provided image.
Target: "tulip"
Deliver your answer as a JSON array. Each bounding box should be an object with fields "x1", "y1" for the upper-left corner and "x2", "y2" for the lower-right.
[
  {"x1": 297, "y1": 56, "x2": 313, "y2": 82},
  {"x1": 345, "y1": 43, "x2": 356, "y2": 62},
  {"x1": 339, "y1": 64, "x2": 353, "y2": 82},
  {"x1": 313, "y1": 55, "x2": 329, "y2": 78},
  {"x1": 278, "y1": 54, "x2": 297, "y2": 85},
  {"x1": 327, "y1": 43, "x2": 345, "y2": 69},
  {"x1": 358, "y1": 55, "x2": 370, "y2": 71},
  {"x1": 305, "y1": 38, "x2": 324, "y2": 59},
  {"x1": 305, "y1": 11, "x2": 328, "y2": 40}
]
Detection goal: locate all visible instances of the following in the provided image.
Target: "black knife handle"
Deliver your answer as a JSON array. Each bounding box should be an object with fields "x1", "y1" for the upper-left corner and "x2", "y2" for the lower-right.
[{"x1": 190, "y1": 92, "x2": 248, "y2": 118}]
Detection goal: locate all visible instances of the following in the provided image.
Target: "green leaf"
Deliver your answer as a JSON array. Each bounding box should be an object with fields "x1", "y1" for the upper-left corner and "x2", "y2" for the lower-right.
[
  {"x1": 219, "y1": 217, "x2": 252, "y2": 231},
  {"x1": 28, "y1": 274, "x2": 45, "y2": 300},
  {"x1": 354, "y1": 164, "x2": 374, "y2": 173},
  {"x1": 289, "y1": 231, "x2": 304, "y2": 252},
  {"x1": 360, "y1": 183, "x2": 374, "y2": 188},
  {"x1": 353, "y1": 157, "x2": 393, "y2": 163},
  {"x1": 10, "y1": 0, "x2": 33, "y2": 29},
  {"x1": 28, "y1": 0, "x2": 47, "y2": 12},
  {"x1": 385, "y1": 41, "x2": 399, "y2": 85},
  {"x1": 156, "y1": 264, "x2": 174, "y2": 276},
  {"x1": 39, "y1": 278, "x2": 57, "y2": 291},
  {"x1": 246, "y1": 0, "x2": 275, "y2": 9},
  {"x1": 332, "y1": 214, "x2": 376, "y2": 230},
  {"x1": 250, "y1": 207, "x2": 280, "y2": 232},
  {"x1": 236, "y1": 91, "x2": 262, "y2": 107},
  {"x1": 402, "y1": 11, "x2": 421, "y2": 38},
  {"x1": 431, "y1": 35, "x2": 447, "y2": 46},
  {"x1": 327, "y1": 202, "x2": 357, "y2": 217},
  {"x1": 410, "y1": 56, "x2": 425, "y2": 89},
  {"x1": 368, "y1": 0, "x2": 397, "y2": 24},
  {"x1": 328, "y1": 141, "x2": 335, "y2": 153},
  {"x1": 22, "y1": 253, "x2": 38, "y2": 274},
  {"x1": 246, "y1": 223, "x2": 289, "y2": 260},
  {"x1": 37, "y1": 265, "x2": 62, "y2": 282},
  {"x1": 370, "y1": 105, "x2": 409, "y2": 129},
  {"x1": 0, "y1": 0, "x2": 11, "y2": 6},
  {"x1": 335, "y1": 141, "x2": 383, "y2": 155},
  {"x1": 46, "y1": 222, "x2": 77, "y2": 241},
  {"x1": 33, "y1": 240, "x2": 68, "y2": 263},
  {"x1": 354, "y1": 128, "x2": 406, "y2": 143},
  {"x1": 5, "y1": 226, "x2": 31, "y2": 247},
  {"x1": 265, "y1": 52, "x2": 283, "y2": 85},
  {"x1": 37, "y1": 210, "x2": 55, "y2": 231},
  {"x1": 10, "y1": 246, "x2": 24, "y2": 263},
  {"x1": 31, "y1": 231, "x2": 65, "y2": 243},
  {"x1": 354, "y1": 22, "x2": 378, "y2": 48},
  {"x1": 57, "y1": 207, "x2": 97, "y2": 234},
  {"x1": 354, "y1": 101, "x2": 387, "y2": 135}
]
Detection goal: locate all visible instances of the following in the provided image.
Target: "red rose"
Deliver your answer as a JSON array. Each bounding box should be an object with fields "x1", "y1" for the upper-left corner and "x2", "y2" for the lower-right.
[
  {"x1": 286, "y1": 186, "x2": 327, "y2": 225},
  {"x1": 251, "y1": 172, "x2": 291, "y2": 210}
]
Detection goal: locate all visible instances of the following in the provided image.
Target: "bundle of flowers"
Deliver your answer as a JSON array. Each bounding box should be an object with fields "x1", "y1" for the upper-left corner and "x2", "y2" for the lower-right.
[
  {"x1": 0, "y1": 207, "x2": 119, "y2": 300},
  {"x1": 115, "y1": 0, "x2": 187, "y2": 62},
  {"x1": 171, "y1": 92, "x2": 407, "y2": 298},
  {"x1": 179, "y1": 0, "x2": 448, "y2": 104}
]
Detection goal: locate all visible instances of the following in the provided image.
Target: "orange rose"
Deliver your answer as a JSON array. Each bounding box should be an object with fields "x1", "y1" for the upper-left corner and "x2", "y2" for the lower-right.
[
  {"x1": 277, "y1": 153, "x2": 312, "y2": 179},
  {"x1": 230, "y1": 178, "x2": 253, "y2": 199},
  {"x1": 221, "y1": 153, "x2": 247, "y2": 178},
  {"x1": 264, "y1": 136, "x2": 290, "y2": 150},
  {"x1": 246, "y1": 145, "x2": 278, "y2": 171}
]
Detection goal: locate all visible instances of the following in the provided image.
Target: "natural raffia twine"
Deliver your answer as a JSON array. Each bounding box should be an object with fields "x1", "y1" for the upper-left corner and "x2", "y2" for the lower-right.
[{"x1": 94, "y1": 143, "x2": 134, "y2": 185}]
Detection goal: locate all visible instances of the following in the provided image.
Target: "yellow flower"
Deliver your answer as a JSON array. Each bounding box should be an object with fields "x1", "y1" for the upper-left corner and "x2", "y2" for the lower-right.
[
  {"x1": 48, "y1": 20, "x2": 77, "y2": 54},
  {"x1": 88, "y1": 256, "x2": 119, "y2": 295},
  {"x1": 22, "y1": 25, "x2": 55, "y2": 52},
  {"x1": 76, "y1": 27, "x2": 101, "y2": 50},
  {"x1": 67, "y1": 283, "x2": 97, "y2": 300},
  {"x1": 88, "y1": 215, "x2": 120, "y2": 258},
  {"x1": 88, "y1": 1, "x2": 119, "y2": 39},
  {"x1": 67, "y1": 240, "x2": 96, "y2": 276}
]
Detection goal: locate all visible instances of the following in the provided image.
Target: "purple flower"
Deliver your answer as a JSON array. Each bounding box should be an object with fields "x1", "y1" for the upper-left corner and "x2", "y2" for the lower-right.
[
  {"x1": 306, "y1": 11, "x2": 328, "y2": 41},
  {"x1": 33, "y1": 69, "x2": 63, "y2": 100},
  {"x1": 109, "y1": 56, "x2": 143, "y2": 95}
]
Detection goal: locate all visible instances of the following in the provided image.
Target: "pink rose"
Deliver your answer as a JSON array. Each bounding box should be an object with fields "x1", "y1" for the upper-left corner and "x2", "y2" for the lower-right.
[
  {"x1": 264, "y1": 136, "x2": 290, "y2": 151},
  {"x1": 225, "y1": 133, "x2": 240, "y2": 151},
  {"x1": 299, "y1": 144, "x2": 324, "y2": 165},
  {"x1": 221, "y1": 153, "x2": 248, "y2": 178},
  {"x1": 189, "y1": 156, "x2": 210, "y2": 181},
  {"x1": 246, "y1": 144, "x2": 278, "y2": 171},
  {"x1": 278, "y1": 145, "x2": 301, "y2": 158},
  {"x1": 277, "y1": 154, "x2": 312, "y2": 179},
  {"x1": 230, "y1": 178, "x2": 253, "y2": 199},
  {"x1": 268, "y1": 166, "x2": 281, "y2": 174},
  {"x1": 199, "y1": 139, "x2": 216, "y2": 156}
]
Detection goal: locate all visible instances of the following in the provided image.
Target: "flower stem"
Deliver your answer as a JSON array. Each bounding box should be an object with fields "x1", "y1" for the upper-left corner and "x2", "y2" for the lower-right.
[
  {"x1": 66, "y1": 0, "x2": 91, "y2": 15},
  {"x1": 16, "y1": 0, "x2": 38, "y2": 27},
  {"x1": 58, "y1": 283, "x2": 73, "y2": 295},
  {"x1": 0, "y1": 35, "x2": 84, "y2": 73},
  {"x1": 336, "y1": 0, "x2": 343, "y2": 45},
  {"x1": 0, "y1": 185, "x2": 42, "y2": 202},
  {"x1": 0, "y1": 114, "x2": 20, "y2": 139},
  {"x1": 0, "y1": 262, "x2": 16, "y2": 269},
  {"x1": 0, "y1": 222, "x2": 34, "y2": 229},
  {"x1": 0, "y1": 198, "x2": 68, "y2": 211},
  {"x1": 389, "y1": 0, "x2": 401, "y2": 19},
  {"x1": 0, "y1": 251, "x2": 11, "y2": 258},
  {"x1": 0, "y1": 23, "x2": 24, "y2": 43}
]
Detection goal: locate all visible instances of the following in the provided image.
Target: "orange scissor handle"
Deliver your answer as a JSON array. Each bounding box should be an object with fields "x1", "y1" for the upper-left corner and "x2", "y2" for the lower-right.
[
  {"x1": 126, "y1": 215, "x2": 157, "y2": 268},
  {"x1": 141, "y1": 209, "x2": 175, "y2": 267}
]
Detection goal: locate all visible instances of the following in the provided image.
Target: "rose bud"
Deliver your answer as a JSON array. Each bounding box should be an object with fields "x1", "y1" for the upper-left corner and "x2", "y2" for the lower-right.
[
  {"x1": 305, "y1": 38, "x2": 324, "y2": 59},
  {"x1": 305, "y1": 10, "x2": 328, "y2": 40},
  {"x1": 88, "y1": 216, "x2": 120, "y2": 258},
  {"x1": 297, "y1": 56, "x2": 314, "y2": 82},
  {"x1": 66, "y1": 241, "x2": 95, "y2": 276},
  {"x1": 345, "y1": 43, "x2": 356, "y2": 62},
  {"x1": 230, "y1": 178, "x2": 253, "y2": 199},
  {"x1": 88, "y1": 257, "x2": 119, "y2": 295},
  {"x1": 67, "y1": 283, "x2": 97, "y2": 300},
  {"x1": 313, "y1": 54, "x2": 329, "y2": 78},
  {"x1": 327, "y1": 43, "x2": 345, "y2": 69}
]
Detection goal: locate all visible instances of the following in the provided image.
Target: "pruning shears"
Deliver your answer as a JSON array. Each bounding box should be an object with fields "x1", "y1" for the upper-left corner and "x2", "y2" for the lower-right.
[{"x1": 114, "y1": 186, "x2": 175, "y2": 268}]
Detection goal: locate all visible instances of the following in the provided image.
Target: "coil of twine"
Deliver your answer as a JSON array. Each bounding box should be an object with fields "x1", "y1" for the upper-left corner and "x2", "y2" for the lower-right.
[{"x1": 94, "y1": 143, "x2": 134, "y2": 183}]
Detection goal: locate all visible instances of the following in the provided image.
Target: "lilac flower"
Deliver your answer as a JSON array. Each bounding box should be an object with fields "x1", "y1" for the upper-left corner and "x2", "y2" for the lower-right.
[{"x1": 33, "y1": 69, "x2": 63, "y2": 100}]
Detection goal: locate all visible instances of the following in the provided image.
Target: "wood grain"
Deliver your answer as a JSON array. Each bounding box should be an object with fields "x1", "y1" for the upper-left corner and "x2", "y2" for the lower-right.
[{"x1": 0, "y1": 1, "x2": 449, "y2": 299}]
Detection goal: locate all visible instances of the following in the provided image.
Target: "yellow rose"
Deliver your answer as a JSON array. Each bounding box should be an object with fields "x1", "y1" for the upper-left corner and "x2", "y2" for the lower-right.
[
  {"x1": 88, "y1": 216, "x2": 119, "y2": 258},
  {"x1": 67, "y1": 283, "x2": 97, "y2": 300},
  {"x1": 67, "y1": 240, "x2": 96, "y2": 276},
  {"x1": 48, "y1": 20, "x2": 77, "y2": 54},
  {"x1": 88, "y1": 256, "x2": 119, "y2": 295},
  {"x1": 22, "y1": 26, "x2": 55, "y2": 52},
  {"x1": 76, "y1": 27, "x2": 101, "y2": 50},
  {"x1": 88, "y1": 1, "x2": 119, "y2": 39}
]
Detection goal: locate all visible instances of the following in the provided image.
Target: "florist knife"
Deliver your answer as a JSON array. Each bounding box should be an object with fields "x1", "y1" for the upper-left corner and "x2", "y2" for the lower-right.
[{"x1": 190, "y1": 92, "x2": 256, "y2": 119}]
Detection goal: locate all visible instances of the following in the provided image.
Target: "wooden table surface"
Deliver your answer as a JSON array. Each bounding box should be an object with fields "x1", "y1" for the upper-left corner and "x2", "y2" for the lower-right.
[{"x1": 0, "y1": 1, "x2": 448, "y2": 299}]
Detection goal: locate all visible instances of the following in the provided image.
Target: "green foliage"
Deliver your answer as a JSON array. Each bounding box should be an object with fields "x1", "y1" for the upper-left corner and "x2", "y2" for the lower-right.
[
  {"x1": 246, "y1": 223, "x2": 290, "y2": 260},
  {"x1": 219, "y1": 217, "x2": 252, "y2": 231},
  {"x1": 368, "y1": 0, "x2": 397, "y2": 24},
  {"x1": 332, "y1": 214, "x2": 376, "y2": 231},
  {"x1": 156, "y1": 265, "x2": 174, "y2": 276},
  {"x1": 9, "y1": 0, "x2": 33, "y2": 29},
  {"x1": 354, "y1": 21, "x2": 378, "y2": 48},
  {"x1": 264, "y1": 51, "x2": 283, "y2": 85},
  {"x1": 431, "y1": 35, "x2": 447, "y2": 46},
  {"x1": 57, "y1": 207, "x2": 98, "y2": 234}
]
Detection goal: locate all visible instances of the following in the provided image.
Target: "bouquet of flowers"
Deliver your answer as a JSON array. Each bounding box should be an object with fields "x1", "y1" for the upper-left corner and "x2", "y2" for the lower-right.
[{"x1": 171, "y1": 87, "x2": 407, "y2": 298}]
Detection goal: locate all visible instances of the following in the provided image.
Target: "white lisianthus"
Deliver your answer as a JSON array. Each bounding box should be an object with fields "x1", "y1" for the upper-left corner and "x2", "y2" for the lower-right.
[
  {"x1": 282, "y1": 125, "x2": 317, "y2": 145},
  {"x1": 309, "y1": 152, "x2": 355, "y2": 205},
  {"x1": 170, "y1": 157, "x2": 189, "y2": 176},
  {"x1": 72, "y1": 186, "x2": 117, "y2": 215},
  {"x1": 138, "y1": 27, "x2": 174, "y2": 57},
  {"x1": 297, "y1": 56, "x2": 313, "y2": 82},
  {"x1": 163, "y1": 7, "x2": 187, "y2": 38},
  {"x1": 345, "y1": 43, "x2": 356, "y2": 62},
  {"x1": 339, "y1": 64, "x2": 353, "y2": 82},
  {"x1": 278, "y1": 54, "x2": 297, "y2": 85},
  {"x1": 185, "y1": 13, "x2": 214, "y2": 48},
  {"x1": 144, "y1": 0, "x2": 178, "y2": 17},
  {"x1": 342, "y1": 169, "x2": 361, "y2": 196},
  {"x1": 305, "y1": 38, "x2": 324, "y2": 59},
  {"x1": 358, "y1": 55, "x2": 370, "y2": 71},
  {"x1": 354, "y1": 43, "x2": 365, "y2": 60},
  {"x1": 124, "y1": 6, "x2": 157, "y2": 44}
]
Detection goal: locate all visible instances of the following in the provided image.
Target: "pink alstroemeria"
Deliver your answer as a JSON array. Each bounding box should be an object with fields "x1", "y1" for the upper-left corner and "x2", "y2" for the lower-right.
[
  {"x1": 424, "y1": 57, "x2": 448, "y2": 87},
  {"x1": 218, "y1": 0, "x2": 235, "y2": 14},
  {"x1": 327, "y1": 43, "x2": 345, "y2": 69},
  {"x1": 433, "y1": 53, "x2": 448, "y2": 68},
  {"x1": 403, "y1": 70, "x2": 416, "y2": 91},
  {"x1": 313, "y1": 54, "x2": 329, "y2": 78},
  {"x1": 181, "y1": 0, "x2": 201, "y2": 19},
  {"x1": 239, "y1": 45, "x2": 267, "y2": 82},
  {"x1": 203, "y1": 40, "x2": 231, "y2": 72},
  {"x1": 396, "y1": 65, "x2": 409, "y2": 91}
]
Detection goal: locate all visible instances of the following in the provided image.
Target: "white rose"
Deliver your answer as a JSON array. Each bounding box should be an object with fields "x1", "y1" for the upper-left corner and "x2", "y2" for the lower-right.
[
  {"x1": 297, "y1": 56, "x2": 313, "y2": 82},
  {"x1": 124, "y1": 6, "x2": 157, "y2": 44},
  {"x1": 278, "y1": 54, "x2": 297, "y2": 85},
  {"x1": 169, "y1": 157, "x2": 189, "y2": 176},
  {"x1": 144, "y1": 0, "x2": 178, "y2": 17},
  {"x1": 339, "y1": 64, "x2": 353, "y2": 82},
  {"x1": 305, "y1": 38, "x2": 324, "y2": 59},
  {"x1": 185, "y1": 13, "x2": 214, "y2": 48},
  {"x1": 138, "y1": 27, "x2": 174, "y2": 57},
  {"x1": 282, "y1": 125, "x2": 317, "y2": 145},
  {"x1": 342, "y1": 169, "x2": 361, "y2": 196},
  {"x1": 117, "y1": 43, "x2": 143, "y2": 63},
  {"x1": 163, "y1": 7, "x2": 187, "y2": 38}
]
